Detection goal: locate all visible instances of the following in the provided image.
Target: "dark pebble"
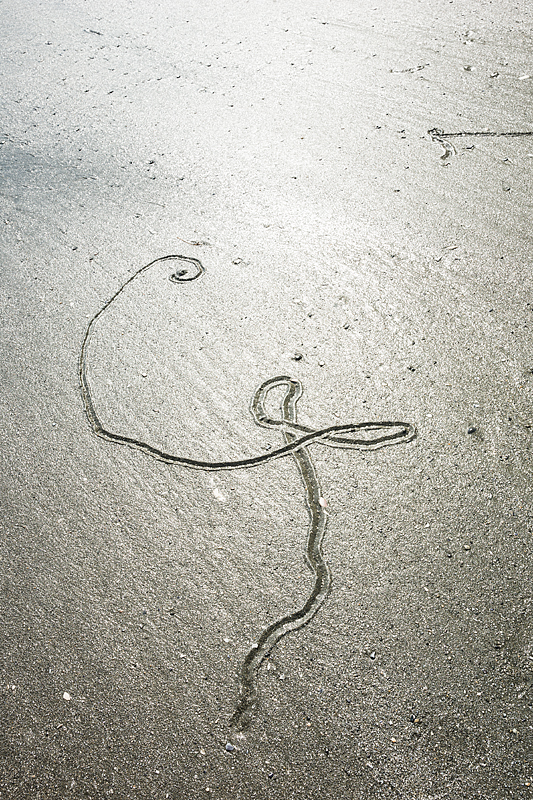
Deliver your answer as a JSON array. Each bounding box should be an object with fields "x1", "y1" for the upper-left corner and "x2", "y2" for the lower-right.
[{"x1": 467, "y1": 426, "x2": 477, "y2": 434}]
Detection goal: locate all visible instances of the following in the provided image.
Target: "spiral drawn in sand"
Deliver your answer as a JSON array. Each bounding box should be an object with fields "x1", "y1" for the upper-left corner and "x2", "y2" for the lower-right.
[{"x1": 79, "y1": 255, "x2": 416, "y2": 729}]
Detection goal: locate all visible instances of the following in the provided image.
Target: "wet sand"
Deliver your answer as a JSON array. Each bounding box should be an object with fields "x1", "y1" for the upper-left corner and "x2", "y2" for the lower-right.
[{"x1": 1, "y1": 0, "x2": 533, "y2": 797}]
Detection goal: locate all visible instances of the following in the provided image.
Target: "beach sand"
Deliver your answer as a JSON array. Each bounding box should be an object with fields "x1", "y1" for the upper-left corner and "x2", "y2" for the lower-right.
[{"x1": 1, "y1": 0, "x2": 532, "y2": 796}]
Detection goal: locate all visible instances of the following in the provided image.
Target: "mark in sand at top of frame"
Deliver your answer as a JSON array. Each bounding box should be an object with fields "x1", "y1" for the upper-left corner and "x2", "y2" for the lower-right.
[{"x1": 428, "y1": 127, "x2": 533, "y2": 163}]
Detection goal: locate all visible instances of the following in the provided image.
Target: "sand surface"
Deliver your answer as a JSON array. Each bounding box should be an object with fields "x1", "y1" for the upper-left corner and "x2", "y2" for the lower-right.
[{"x1": 1, "y1": 0, "x2": 533, "y2": 797}]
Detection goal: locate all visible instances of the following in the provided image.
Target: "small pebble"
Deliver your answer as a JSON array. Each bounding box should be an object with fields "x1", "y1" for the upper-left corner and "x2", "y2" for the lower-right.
[
  {"x1": 370, "y1": 651, "x2": 376, "y2": 660},
  {"x1": 63, "y1": 692, "x2": 71, "y2": 701},
  {"x1": 467, "y1": 426, "x2": 476, "y2": 434},
  {"x1": 463, "y1": 544, "x2": 471, "y2": 551},
  {"x1": 225, "y1": 743, "x2": 235, "y2": 752},
  {"x1": 292, "y1": 352, "x2": 303, "y2": 361}
]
